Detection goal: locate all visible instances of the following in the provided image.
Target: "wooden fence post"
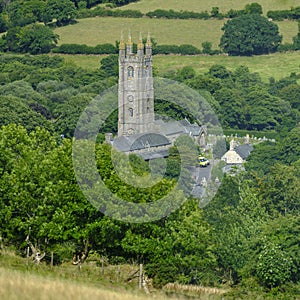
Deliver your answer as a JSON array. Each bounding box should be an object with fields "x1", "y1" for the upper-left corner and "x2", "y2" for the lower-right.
[
  {"x1": 26, "y1": 246, "x2": 30, "y2": 266},
  {"x1": 50, "y1": 252, "x2": 54, "y2": 268},
  {"x1": 139, "y1": 264, "x2": 143, "y2": 289},
  {"x1": 101, "y1": 260, "x2": 104, "y2": 275},
  {"x1": 117, "y1": 265, "x2": 121, "y2": 282}
]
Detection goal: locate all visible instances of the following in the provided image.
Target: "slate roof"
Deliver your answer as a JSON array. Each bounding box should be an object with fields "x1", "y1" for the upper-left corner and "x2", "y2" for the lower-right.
[
  {"x1": 235, "y1": 144, "x2": 253, "y2": 159},
  {"x1": 138, "y1": 149, "x2": 170, "y2": 160},
  {"x1": 158, "y1": 118, "x2": 204, "y2": 137},
  {"x1": 159, "y1": 121, "x2": 184, "y2": 136},
  {"x1": 113, "y1": 132, "x2": 171, "y2": 152}
]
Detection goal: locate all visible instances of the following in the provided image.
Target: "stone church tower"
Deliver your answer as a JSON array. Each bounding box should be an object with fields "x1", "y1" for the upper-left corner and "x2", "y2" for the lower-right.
[{"x1": 118, "y1": 32, "x2": 155, "y2": 136}]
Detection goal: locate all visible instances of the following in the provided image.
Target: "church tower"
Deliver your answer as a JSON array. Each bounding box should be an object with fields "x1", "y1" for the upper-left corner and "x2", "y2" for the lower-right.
[{"x1": 118, "y1": 32, "x2": 155, "y2": 136}]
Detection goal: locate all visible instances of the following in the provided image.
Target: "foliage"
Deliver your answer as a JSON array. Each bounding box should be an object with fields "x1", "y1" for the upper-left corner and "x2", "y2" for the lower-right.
[
  {"x1": 77, "y1": 7, "x2": 143, "y2": 18},
  {"x1": 220, "y1": 14, "x2": 282, "y2": 55},
  {"x1": 53, "y1": 43, "x2": 117, "y2": 55},
  {"x1": 42, "y1": 0, "x2": 77, "y2": 26},
  {"x1": 255, "y1": 242, "x2": 293, "y2": 288},
  {"x1": 100, "y1": 54, "x2": 118, "y2": 77},
  {"x1": 1, "y1": 24, "x2": 58, "y2": 54},
  {"x1": 267, "y1": 6, "x2": 300, "y2": 20}
]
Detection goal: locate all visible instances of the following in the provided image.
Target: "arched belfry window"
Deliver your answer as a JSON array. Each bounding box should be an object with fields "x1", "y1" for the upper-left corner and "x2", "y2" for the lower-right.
[
  {"x1": 129, "y1": 107, "x2": 133, "y2": 117},
  {"x1": 127, "y1": 66, "x2": 134, "y2": 78}
]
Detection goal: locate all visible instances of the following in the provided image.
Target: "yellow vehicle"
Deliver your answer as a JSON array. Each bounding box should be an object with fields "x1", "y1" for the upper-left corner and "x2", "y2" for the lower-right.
[{"x1": 198, "y1": 156, "x2": 210, "y2": 167}]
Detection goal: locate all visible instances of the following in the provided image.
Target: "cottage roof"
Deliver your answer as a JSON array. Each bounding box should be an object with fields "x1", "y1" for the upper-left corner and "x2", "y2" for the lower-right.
[{"x1": 235, "y1": 144, "x2": 253, "y2": 159}]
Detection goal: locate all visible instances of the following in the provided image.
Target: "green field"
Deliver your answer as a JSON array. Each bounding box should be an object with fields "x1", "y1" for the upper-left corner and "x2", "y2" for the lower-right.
[
  {"x1": 59, "y1": 50, "x2": 300, "y2": 82},
  {"x1": 117, "y1": 0, "x2": 300, "y2": 14},
  {"x1": 153, "y1": 51, "x2": 300, "y2": 81},
  {"x1": 55, "y1": 17, "x2": 298, "y2": 49}
]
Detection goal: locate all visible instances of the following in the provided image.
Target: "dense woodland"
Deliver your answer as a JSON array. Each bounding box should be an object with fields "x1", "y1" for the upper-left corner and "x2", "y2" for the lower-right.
[
  {"x1": 0, "y1": 1, "x2": 300, "y2": 299},
  {"x1": 0, "y1": 52, "x2": 299, "y2": 298}
]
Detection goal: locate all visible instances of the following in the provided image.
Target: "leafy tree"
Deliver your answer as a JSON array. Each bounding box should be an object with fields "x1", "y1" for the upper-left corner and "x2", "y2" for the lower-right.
[
  {"x1": 100, "y1": 54, "x2": 118, "y2": 77},
  {"x1": 255, "y1": 242, "x2": 293, "y2": 288},
  {"x1": 42, "y1": 0, "x2": 77, "y2": 26},
  {"x1": 246, "y1": 141, "x2": 280, "y2": 175},
  {"x1": 0, "y1": 95, "x2": 53, "y2": 132},
  {"x1": 201, "y1": 41, "x2": 212, "y2": 54},
  {"x1": 260, "y1": 162, "x2": 300, "y2": 215},
  {"x1": 208, "y1": 64, "x2": 231, "y2": 79},
  {"x1": 245, "y1": 88, "x2": 291, "y2": 131},
  {"x1": 17, "y1": 24, "x2": 58, "y2": 54},
  {"x1": 53, "y1": 93, "x2": 93, "y2": 137},
  {"x1": 2, "y1": 24, "x2": 58, "y2": 54},
  {"x1": 278, "y1": 125, "x2": 300, "y2": 165},
  {"x1": 243, "y1": 215, "x2": 300, "y2": 288},
  {"x1": 0, "y1": 14, "x2": 7, "y2": 32},
  {"x1": 244, "y1": 3, "x2": 263, "y2": 15},
  {"x1": 292, "y1": 20, "x2": 300, "y2": 50},
  {"x1": 220, "y1": 14, "x2": 282, "y2": 55},
  {"x1": 5, "y1": 0, "x2": 37, "y2": 27},
  {"x1": 279, "y1": 83, "x2": 300, "y2": 110},
  {"x1": 175, "y1": 66, "x2": 196, "y2": 82},
  {"x1": 213, "y1": 87, "x2": 246, "y2": 128}
]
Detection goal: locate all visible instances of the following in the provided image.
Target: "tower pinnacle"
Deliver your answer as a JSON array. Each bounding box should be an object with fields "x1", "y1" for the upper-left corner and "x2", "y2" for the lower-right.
[
  {"x1": 137, "y1": 32, "x2": 144, "y2": 50},
  {"x1": 119, "y1": 31, "x2": 125, "y2": 50}
]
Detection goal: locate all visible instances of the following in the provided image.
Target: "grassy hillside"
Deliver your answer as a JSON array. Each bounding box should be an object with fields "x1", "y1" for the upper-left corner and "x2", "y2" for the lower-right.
[
  {"x1": 153, "y1": 51, "x2": 300, "y2": 81},
  {"x1": 59, "y1": 51, "x2": 300, "y2": 82},
  {"x1": 0, "y1": 267, "x2": 151, "y2": 300},
  {"x1": 117, "y1": 0, "x2": 300, "y2": 14},
  {"x1": 54, "y1": 17, "x2": 298, "y2": 49},
  {"x1": 0, "y1": 252, "x2": 223, "y2": 300}
]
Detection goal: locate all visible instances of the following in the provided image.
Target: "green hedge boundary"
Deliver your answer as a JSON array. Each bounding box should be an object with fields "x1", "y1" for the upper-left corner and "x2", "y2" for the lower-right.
[{"x1": 53, "y1": 43, "x2": 221, "y2": 55}]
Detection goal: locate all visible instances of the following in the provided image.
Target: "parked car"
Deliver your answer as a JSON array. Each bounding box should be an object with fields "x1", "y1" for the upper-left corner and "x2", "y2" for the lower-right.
[{"x1": 198, "y1": 156, "x2": 210, "y2": 167}]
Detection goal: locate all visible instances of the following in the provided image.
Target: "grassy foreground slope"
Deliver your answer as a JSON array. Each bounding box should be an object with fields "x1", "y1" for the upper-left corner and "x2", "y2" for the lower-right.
[
  {"x1": 0, "y1": 252, "x2": 223, "y2": 300},
  {"x1": 55, "y1": 17, "x2": 298, "y2": 49},
  {"x1": 0, "y1": 267, "x2": 156, "y2": 300},
  {"x1": 117, "y1": 0, "x2": 300, "y2": 14}
]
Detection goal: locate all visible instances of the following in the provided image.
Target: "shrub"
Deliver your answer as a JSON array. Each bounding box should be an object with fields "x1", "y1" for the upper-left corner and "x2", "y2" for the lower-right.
[{"x1": 53, "y1": 43, "x2": 117, "y2": 54}]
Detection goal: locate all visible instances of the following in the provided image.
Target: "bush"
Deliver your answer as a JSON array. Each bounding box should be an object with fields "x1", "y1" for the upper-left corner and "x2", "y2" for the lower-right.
[
  {"x1": 77, "y1": 7, "x2": 143, "y2": 19},
  {"x1": 278, "y1": 43, "x2": 296, "y2": 52},
  {"x1": 267, "y1": 7, "x2": 300, "y2": 20},
  {"x1": 153, "y1": 44, "x2": 201, "y2": 55},
  {"x1": 53, "y1": 43, "x2": 117, "y2": 54},
  {"x1": 178, "y1": 44, "x2": 201, "y2": 55},
  {"x1": 146, "y1": 9, "x2": 210, "y2": 19}
]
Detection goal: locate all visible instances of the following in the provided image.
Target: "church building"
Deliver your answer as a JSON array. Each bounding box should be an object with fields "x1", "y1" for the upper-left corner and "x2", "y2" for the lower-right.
[
  {"x1": 109, "y1": 32, "x2": 206, "y2": 160},
  {"x1": 118, "y1": 32, "x2": 154, "y2": 136}
]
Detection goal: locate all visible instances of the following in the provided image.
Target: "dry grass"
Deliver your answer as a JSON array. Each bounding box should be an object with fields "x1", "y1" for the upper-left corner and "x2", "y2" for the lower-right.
[
  {"x1": 117, "y1": 0, "x2": 300, "y2": 14},
  {"x1": 0, "y1": 267, "x2": 149, "y2": 300},
  {"x1": 0, "y1": 267, "x2": 225, "y2": 300},
  {"x1": 54, "y1": 17, "x2": 298, "y2": 49},
  {"x1": 0, "y1": 252, "x2": 224, "y2": 300}
]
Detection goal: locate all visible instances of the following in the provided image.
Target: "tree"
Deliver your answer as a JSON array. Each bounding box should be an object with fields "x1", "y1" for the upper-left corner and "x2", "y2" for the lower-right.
[
  {"x1": 42, "y1": 0, "x2": 77, "y2": 26},
  {"x1": 220, "y1": 14, "x2": 282, "y2": 55},
  {"x1": 2, "y1": 24, "x2": 58, "y2": 54},
  {"x1": 100, "y1": 54, "x2": 118, "y2": 77},
  {"x1": 279, "y1": 83, "x2": 300, "y2": 110},
  {"x1": 244, "y1": 3, "x2": 263, "y2": 15},
  {"x1": 17, "y1": 24, "x2": 58, "y2": 54},
  {"x1": 292, "y1": 20, "x2": 300, "y2": 50}
]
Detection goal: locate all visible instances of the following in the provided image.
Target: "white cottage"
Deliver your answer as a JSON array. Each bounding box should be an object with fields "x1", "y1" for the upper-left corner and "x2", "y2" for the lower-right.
[{"x1": 221, "y1": 138, "x2": 253, "y2": 164}]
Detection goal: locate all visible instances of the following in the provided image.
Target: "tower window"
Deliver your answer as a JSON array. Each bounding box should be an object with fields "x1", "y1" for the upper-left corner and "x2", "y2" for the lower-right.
[
  {"x1": 129, "y1": 108, "x2": 133, "y2": 117},
  {"x1": 127, "y1": 66, "x2": 134, "y2": 78}
]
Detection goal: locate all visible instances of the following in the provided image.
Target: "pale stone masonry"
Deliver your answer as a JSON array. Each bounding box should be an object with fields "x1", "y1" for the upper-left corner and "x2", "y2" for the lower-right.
[{"x1": 118, "y1": 32, "x2": 154, "y2": 136}]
